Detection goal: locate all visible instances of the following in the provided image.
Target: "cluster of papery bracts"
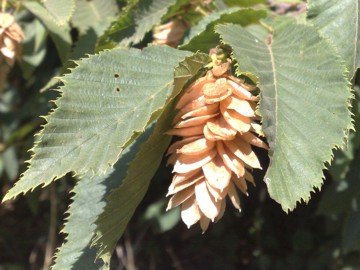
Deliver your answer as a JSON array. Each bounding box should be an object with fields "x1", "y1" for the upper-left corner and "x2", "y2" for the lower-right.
[
  {"x1": 166, "y1": 57, "x2": 268, "y2": 232},
  {"x1": 152, "y1": 19, "x2": 188, "y2": 47},
  {"x1": 152, "y1": 1, "x2": 213, "y2": 47},
  {"x1": 0, "y1": 12, "x2": 23, "y2": 92},
  {"x1": 0, "y1": 12, "x2": 23, "y2": 66}
]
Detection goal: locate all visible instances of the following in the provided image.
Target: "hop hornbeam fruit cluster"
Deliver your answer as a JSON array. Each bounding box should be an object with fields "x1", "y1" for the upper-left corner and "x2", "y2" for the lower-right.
[
  {"x1": 0, "y1": 12, "x2": 23, "y2": 66},
  {"x1": 152, "y1": 1, "x2": 213, "y2": 47},
  {"x1": 0, "y1": 12, "x2": 23, "y2": 92},
  {"x1": 166, "y1": 55, "x2": 268, "y2": 232},
  {"x1": 152, "y1": 19, "x2": 188, "y2": 47}
]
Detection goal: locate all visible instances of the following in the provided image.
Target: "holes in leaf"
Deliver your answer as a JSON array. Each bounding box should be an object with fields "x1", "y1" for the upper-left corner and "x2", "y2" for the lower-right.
[{"x1": 115, "y1": 74, "x2": 121, "y2": 92}]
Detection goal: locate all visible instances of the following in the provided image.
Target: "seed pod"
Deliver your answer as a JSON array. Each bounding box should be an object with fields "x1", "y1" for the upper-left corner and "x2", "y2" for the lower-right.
[
  {"x1": 153, "y1": 19, "x2": 188, "y2": 47},
  {"x1": 166, "y1": 55, "x2": 267, "y2": 231},
  {"x1": 0, "y1": 12, "x2": 23, "y2": 66},
  {"x1": 0, "y1": 12, "x2": 24, "y2": 92}
]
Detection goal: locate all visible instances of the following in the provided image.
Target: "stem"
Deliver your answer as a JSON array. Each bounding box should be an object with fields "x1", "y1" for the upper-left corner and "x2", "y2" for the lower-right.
[
  {"x1": 115, "y1": 245, "x2": 127, "y2": 270},
  {"x1": 166, "y1": 246, "x2": 183, "y2": 270},
  {"x1": 1, "y1": 0, "x2": 6, "y2": 13},
  {"x1": 124, "y1": 229, "x2": 136, "y2": 270},
  {"x1": 43, "y1": 184, "x2": 58, "y2": 270},
  {"x1": 195, "y1": 6, "x2": 209, "y2": 16},
  {"x1": 259, "y1": 21, "x2": 273, "y2": 33},
  {"x1": 5, "y1": 0, "x2": 20, "y2": 12},
  {"x1": 0, "y1": 64, "x2": 10, "y2": 95}
]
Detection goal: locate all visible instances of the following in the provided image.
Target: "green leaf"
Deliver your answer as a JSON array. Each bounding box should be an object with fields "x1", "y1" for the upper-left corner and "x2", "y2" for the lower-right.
[
  {"x1": 20, "y1": 19, "x2": 47, "y2": 79},
  {"x1": 214, "y1": 0, "x2": 267, "y2": 9},
  {"x1": 317, "y1": 151, "x2": 360, "y2": 216},
  {"x1": 213, "y1": 0, "x2": 228, "y2": 10},
  {"x1": 52, "y1": 174, "x2": 108, "y2": 270},
  {"x1": 23, "y1": 1, "x2": 72, "y2": 63},
  {"x1": 180, "y1": 8, "x2": 267, "y2": 52},
  {"x1": 161, "y1": 0, "x2": 190, "y2": 21},
  {"x1": 3, "y1": 147, "x2": 19, "y2": 182},
  {"x1": 92, "y1": 52, "x2": 210, "y2": 262},
  {"x1": 70, "y1": 22, "x2": 111, "y2": 61},
  {"x1": 143, "y1": 199, "x2": 180, "y2": 232},
  {"x1": 71, "y1": 0, "x2": 118, "y2": 34},
  {"x1": 0, "y1": 157, "x2": 3, "y2": 177},
  {"x1": 161, "y1": 0, "x2": 206, "y2": 26},
  {"x1": 96, "y1": 0, "x2": 177, "y2": 51},
  {"x1": 222, "y1": 0, "x2": 267, "y2": 7},
  {"x1": 216, "y1": 21, "x2": 352, "y2": 211},
  {"x1": 43, "y1": 0, "x2": 75, "y2": 25},
  {"x1": 307, "y1": 0, "x2": 360, "y2": 80},
  {"x1": 52, "y1": 125, "x2": 152, "y2": 270},
  {"x1": 329, "y1": 87, "x2": 360, "y2": 182},
  {"x1": 2, "y1": 45, "x2": 191, "y2": 202},
  {"x1": 342, "y1": 199, "x2": 360, "y2": 253}
]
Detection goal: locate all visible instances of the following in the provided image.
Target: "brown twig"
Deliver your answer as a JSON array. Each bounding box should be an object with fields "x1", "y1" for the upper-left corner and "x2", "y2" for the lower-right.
[
  {"x1": 166, "y1": 246, "x2": 184, "y2": 270},
  {"x1": 43, "y1": 184, "x2": 58, "y2": 270},
  {"x1": 1, "y1": 0, "x2": 6, "y2": 12},
  {"x1": 115, "y1": 244, "x2": 127, "y2": 270},
  {"x1": 115, "y1": 229, "x2": 137, "y2": 270},
  {"x1": 124, "y1": 229, "x2": 136, "y2": 270}
]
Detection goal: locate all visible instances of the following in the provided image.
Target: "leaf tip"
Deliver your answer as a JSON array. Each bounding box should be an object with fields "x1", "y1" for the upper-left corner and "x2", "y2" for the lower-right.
[{"x1": 2, "y1": 187, "x2": 22, "y2": 203}]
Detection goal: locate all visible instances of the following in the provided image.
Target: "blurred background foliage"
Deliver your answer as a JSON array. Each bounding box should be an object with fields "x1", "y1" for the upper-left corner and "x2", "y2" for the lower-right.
[{"x1": 0, "y1": 0, "x2": 359, "y2": 269}]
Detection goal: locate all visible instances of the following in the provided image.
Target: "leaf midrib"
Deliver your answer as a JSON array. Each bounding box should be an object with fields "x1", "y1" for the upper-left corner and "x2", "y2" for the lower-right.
[
  {"x1": 265, "y1": 35, "x2": 278, "y2": 151},
  {"x1": 89, "y1": 2, "x2": 101, "y2": 20}
]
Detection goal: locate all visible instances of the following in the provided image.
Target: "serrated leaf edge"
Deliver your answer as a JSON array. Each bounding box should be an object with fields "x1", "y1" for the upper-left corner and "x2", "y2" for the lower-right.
[
  {"x1": 2, "y1": 46, "x2": 192, "y2": 202},
  {"x1": 91, "y1": 52, "x2": 210, "y2": 262},
  {"x1": 307, "y1": 0, "x2": 360, "y2": 81},
  {"x1": 215, "y1": 22, "x2": 354, "y2": 212},
  {"x1": 43, "y1": 0, "x2": 76, "y2": 26}
]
